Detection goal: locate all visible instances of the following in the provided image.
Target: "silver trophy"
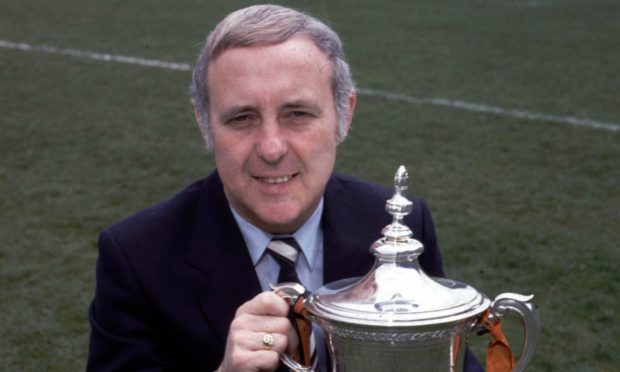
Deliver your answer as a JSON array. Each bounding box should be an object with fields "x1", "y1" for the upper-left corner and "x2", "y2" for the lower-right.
[{"x1": 275, "y1": 166, "x2": 539, "y2": 371}]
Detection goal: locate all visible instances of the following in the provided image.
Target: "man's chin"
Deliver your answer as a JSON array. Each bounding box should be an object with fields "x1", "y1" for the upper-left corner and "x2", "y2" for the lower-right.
[
  {"x1": 254, "y1": 209, "x2": 304, "y2": 234},
  {"x1": 258, "y1": 219, "x2": 301, "y2": 235}
]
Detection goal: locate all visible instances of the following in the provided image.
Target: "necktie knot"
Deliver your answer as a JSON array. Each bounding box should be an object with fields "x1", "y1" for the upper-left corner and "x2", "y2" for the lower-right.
[
  {"x1": 266, "y1": 237, "x2": 301, "y2": 284},
  {"x1": 267, "y1": 237, "x2": 300, "y2": 264}
]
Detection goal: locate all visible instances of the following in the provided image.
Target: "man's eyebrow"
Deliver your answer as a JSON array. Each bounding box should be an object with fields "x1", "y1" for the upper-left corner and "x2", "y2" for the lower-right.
[{"x1": 280, "y1": 100, "x2": 323, "y2": 114}]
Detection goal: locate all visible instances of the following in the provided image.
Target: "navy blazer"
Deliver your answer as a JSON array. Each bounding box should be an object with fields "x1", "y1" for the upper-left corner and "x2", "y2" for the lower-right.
[{"x1": 88, "y1": 171, "x2": 482, "y2": 371}]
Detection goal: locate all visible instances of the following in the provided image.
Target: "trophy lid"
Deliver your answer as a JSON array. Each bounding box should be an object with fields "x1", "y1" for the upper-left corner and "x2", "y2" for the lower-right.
[{"x1": 306, "y1": 166, "x2": 490, "y2": 327}]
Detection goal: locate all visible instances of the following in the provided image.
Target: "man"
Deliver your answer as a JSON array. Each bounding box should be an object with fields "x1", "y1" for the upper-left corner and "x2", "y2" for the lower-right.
[{"x1": 88, "y1": 5, "x2": 482, "y2": 371}]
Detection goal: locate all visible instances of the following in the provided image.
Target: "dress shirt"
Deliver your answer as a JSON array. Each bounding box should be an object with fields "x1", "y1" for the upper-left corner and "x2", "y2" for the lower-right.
[
  {"x1": 230, "y1": 199, "x2": 325, "y2": 292},
  {"x1": 230, "y1": 199, "x2": 327, "y2": 369}
]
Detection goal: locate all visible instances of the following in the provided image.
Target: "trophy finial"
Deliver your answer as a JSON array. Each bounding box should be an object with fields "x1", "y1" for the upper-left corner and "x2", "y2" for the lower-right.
[
  {"x1": 385, "y1": 166, "x2": 413, "y2": 220},
  {"x1": 382, "y1": 165, "x2": 413, "y2": 241},
  {"x1": 394, "y1": 165, "x2": 408, "y2": 190}
]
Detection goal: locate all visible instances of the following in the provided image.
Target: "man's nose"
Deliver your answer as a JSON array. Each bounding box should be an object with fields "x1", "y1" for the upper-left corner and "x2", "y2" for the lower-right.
[{"x1": 255, "y1": 120, "x2": 287, "y2": 164}]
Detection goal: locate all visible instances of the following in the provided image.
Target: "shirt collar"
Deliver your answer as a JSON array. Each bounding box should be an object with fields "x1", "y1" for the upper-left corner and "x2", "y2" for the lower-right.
[{"x1": 230, "y1": 199, "x2": 324, "y2": 269}]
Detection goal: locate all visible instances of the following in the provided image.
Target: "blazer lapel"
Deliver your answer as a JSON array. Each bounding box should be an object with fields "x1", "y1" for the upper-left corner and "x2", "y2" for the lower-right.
[
  {"x1": 322, "y1": 175, "x2": 380, "y2": 284},
  {"x1": 184, "y1": 172, "x2": 262, "y2": 343}
]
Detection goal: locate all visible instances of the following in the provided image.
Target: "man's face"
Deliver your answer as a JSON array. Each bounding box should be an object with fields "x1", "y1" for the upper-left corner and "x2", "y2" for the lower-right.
[{"x1": 205, "y1": 36, "x2": 354, "y2": 234}]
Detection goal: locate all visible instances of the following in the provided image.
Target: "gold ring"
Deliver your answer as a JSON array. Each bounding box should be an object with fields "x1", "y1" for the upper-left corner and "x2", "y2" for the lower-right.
[{"x1": 262, "y1": 332, "x2": 275, "y2": 348}]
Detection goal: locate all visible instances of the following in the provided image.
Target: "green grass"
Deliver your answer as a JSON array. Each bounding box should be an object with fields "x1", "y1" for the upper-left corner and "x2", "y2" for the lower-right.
[{"x1": 1, "y1": 0, "x2": 619, "y2": 370}]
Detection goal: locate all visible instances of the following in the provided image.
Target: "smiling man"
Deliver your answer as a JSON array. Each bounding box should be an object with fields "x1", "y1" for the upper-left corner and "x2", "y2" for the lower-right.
[
  {"x1": 207, "y1": 35, "x2": 350, "y2": 235},
  {"x1": 87, "y1": 5, "x2": 482, "y2": 372}
]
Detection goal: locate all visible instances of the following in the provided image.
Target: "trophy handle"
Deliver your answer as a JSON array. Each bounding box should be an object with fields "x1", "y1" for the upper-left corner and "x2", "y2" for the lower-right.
[
  {"x1": 280, "y1": 353, "x2": 314, "y2": 372},
  {"x1": 489, "y1": 293, "x2": 540, "y2": 372},
  {"x1": 271, "y1": 283, "x2": 316, "y2": 372}
]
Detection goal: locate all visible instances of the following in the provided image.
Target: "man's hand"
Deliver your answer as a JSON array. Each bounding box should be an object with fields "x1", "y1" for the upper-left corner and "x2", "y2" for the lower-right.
[{"x1": 217, "y1": 292, "x2": 299, "y2": 372}]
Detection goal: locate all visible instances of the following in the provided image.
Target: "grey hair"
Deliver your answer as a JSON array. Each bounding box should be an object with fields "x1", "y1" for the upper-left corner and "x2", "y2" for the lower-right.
[{"x1": 190, "y1": 4, "x2": 355, "y2": 148}]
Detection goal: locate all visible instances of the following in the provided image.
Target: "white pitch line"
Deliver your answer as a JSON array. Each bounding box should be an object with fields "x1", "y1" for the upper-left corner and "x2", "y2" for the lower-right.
[
  {"x1": 0, "y1": 40, "x2": 191, "y2": 71},
  {"x1": 358, "y1": 88, "x2": 620, "y2": 132},
  {"x1": 2, "y1": 39, "x2": 618, "y2": 132}
]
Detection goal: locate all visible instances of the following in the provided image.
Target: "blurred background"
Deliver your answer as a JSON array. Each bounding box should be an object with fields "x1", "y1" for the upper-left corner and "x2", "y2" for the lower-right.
[{"x1": 1, "y1": 0, "x2": 618, "y2": 370}]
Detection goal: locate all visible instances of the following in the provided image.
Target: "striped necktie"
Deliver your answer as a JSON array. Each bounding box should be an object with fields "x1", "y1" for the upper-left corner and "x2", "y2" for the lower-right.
[
  {"x1": 266, "y1": 238, "x2": 319, "y2": 371},
  {"x1": 266, "y1": 237, "x2": 302, "y2": 284}
]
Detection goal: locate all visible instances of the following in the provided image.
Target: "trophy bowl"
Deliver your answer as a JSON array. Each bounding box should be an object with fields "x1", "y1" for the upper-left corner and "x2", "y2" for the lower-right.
[{"x1": 275, "y1": 166, "x2": 539, "y2": 372}]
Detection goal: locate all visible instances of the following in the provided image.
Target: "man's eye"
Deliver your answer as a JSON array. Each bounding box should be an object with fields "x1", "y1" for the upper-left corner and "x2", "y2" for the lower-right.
[
  {"x1": 226, "y1": 114, "x2": 253, "y2": 126},
  {"x1": 233, "y1": 115, "x2": 249, "y2": 122},
  {"x1": 287, "y1": 111, "x2": 314, "y2": 120}
]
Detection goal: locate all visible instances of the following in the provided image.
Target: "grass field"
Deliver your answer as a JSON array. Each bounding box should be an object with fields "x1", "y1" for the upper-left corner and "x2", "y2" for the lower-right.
[{"x1": 1, "y1": 0, "x2": 619, "y2": 370}]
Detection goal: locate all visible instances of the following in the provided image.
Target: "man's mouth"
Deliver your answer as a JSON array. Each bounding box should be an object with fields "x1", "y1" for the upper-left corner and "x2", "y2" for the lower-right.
[{"x1": 256, "y1": 174, "x2": 296, "y2": 184}]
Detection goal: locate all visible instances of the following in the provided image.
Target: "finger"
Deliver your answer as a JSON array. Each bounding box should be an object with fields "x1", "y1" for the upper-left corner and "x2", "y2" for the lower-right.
[
  {"x1": 220, "y1": 349, "x2": 280, "y2": 371},
  {"x1": 256, "y1": 331, "x2": 289, "y2": 353},
  {"x1": 232, "y1": 313, "x2": 292, "y2": 334},
  {"x1": 249, "y1": 350, "x2": 281, "y2": 370},
  {"x1": 227, "y1": 327, "x2": 289, "y2": 354},
  {"x1": 236, "y1": 291, "x2": 289, "y2": 318}
]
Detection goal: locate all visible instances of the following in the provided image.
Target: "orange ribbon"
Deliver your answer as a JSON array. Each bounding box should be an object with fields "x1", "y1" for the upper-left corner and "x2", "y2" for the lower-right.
[
  {"x1": 481, "y1": 309, "x2": 516, "y2": 372},
  {"x1": 292, "y1": 296, "x2": 313, "y2": 366}
]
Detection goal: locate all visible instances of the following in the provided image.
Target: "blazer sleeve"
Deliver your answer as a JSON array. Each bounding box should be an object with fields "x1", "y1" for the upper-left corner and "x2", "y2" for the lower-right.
[{"x1": 87, "y1": 229, "x2": 171, "y2": 371}]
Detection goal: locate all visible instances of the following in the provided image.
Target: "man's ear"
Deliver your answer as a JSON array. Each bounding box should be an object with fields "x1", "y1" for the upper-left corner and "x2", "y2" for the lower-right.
[
  {"x1": 194, "y1": 108, "x2": 205, "y2": 137},
  {"x1": 343, "y1": 89, "x2": 357, "y2": 136},
  {"x1": 194, "y1": 108, "x2": 212, "y2": 149}
]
